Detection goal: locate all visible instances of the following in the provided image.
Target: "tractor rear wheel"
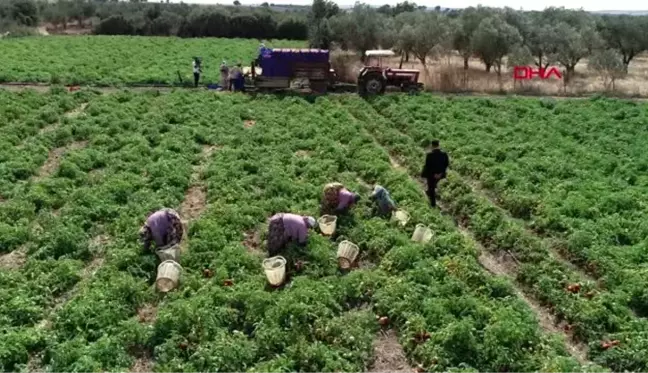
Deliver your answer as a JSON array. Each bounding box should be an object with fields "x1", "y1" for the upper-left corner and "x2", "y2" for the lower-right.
[{"x1": 360, "y1": 76, "x2": 386, "y2": 95}]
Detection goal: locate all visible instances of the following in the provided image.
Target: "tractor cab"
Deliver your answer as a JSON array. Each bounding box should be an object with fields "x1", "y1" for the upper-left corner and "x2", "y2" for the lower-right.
[
  {"x1": 365, "y1": 49, "x2": 395, "y2": 67},
  {"x1": 358, "y1": 49, "x2": 424, "y2": 95}
]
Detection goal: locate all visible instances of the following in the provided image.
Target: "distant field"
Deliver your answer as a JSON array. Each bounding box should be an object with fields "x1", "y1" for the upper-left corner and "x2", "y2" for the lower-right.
[{"x1": 0, "y1": 36, "x2": 304, "y2": 86}]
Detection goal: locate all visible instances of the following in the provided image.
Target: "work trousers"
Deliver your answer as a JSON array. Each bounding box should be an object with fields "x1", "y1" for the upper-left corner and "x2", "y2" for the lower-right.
[
  {"x1": 426, "y1": 177, "x2": 440, "y2": 207},
  {"x1": 193, "y1": 73, "x2": 200, "y2": 88}
]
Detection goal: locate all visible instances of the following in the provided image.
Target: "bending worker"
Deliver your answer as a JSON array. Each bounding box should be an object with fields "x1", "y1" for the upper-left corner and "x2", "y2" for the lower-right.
[
  {"x1": 421, "y1": 139, "x2": 450, "y2": 208},
  {"x1": 321, "y1": 182, "x2": 360, "y2": 215},
  {"x1": 370, "y1": 184, "x2": 396, "y2": 216},
  {"x1": 139, "y1": 208, "x2": 184, "y2": 252},
  {"x1": 267, "y1": 213, "x2": 318, "y2": 256}
]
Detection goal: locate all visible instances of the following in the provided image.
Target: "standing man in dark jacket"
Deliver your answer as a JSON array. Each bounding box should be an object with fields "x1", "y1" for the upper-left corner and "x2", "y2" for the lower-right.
[{"x1": 421, "y1": 139, "x2": 449, "y2": 207}]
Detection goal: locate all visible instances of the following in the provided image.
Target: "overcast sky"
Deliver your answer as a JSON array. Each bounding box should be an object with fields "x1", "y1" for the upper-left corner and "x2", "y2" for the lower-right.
[{"x1": 169, "y1": 0, "x2": 646, "y2": 11}]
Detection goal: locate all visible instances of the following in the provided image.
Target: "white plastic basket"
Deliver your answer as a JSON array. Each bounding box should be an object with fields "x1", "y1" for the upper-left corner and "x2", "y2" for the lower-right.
[
  {"x1": 391, "y1": 209, "x2": 410, "y2": 226},
  {"x1": 411, "y1": 224, "x2": 433, "y2": 243},
  {"x1": 337, "y1": 240, "x2": 359, "y2": 269},
  {"x1": 263, "y1": 256, "x2": 287, "y2": 286},
  {"x1": 318, "y1": 215, "x2": 337, "y2": 236},
  {"x1": 156, "y1": 260, "x2": 182, "y2": 293}
]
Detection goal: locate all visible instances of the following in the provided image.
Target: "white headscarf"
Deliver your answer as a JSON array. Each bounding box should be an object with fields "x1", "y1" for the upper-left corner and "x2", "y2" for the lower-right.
[{"x1": 306, "y1": 216, "x2": 317, "y2": 229}]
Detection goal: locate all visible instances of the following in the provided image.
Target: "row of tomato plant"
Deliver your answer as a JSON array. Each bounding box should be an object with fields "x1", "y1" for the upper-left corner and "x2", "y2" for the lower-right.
[{"x1": 335, "y1": 93, "x2": 648, "y2": 372}]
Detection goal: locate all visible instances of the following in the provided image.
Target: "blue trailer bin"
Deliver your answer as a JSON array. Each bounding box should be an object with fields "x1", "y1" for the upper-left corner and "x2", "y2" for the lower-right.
[{"x1": 258, "y1": 49, "x2": 330, "y2": 78}]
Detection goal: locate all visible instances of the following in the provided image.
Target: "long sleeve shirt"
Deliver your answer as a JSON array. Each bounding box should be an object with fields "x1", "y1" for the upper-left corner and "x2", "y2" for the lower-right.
[
  {"x1": 282, "y1": 213, "x2": 309, "y2": 244},
  {"x1": 145, "y1": 210, "x2": 172, "y2": 247},
  {"x1": 337, "y1": 188, "x2": 356, "y2": 210},
  {"x1": 371, "y1": 185, "x2": 396, "y2": 214},
  {"x1": 421, "y1": 149, "x2": 450, "y2": 179}
]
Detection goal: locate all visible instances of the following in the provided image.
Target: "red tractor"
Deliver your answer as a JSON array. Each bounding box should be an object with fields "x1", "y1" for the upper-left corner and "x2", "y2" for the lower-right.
[{"x1": 357, "y1": 50, "x2": 424, "y2": 95}]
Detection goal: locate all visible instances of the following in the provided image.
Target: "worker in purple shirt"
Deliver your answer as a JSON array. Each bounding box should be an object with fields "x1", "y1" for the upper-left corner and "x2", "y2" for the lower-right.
[
  {"x1": 266, "y1": 213, "x2": 318, "y2": 256},
  {"x1": 139, "y1": 208, "x2": 184, "y2": 253},
  {"x1": 320, "y1": 182, "x2": 361, "y2": 215}
]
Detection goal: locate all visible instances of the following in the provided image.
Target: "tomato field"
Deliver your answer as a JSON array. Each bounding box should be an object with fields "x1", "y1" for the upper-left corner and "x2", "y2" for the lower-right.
[
  {"x1": 1, "y1": 85, "x2": 647, "y2": 372},
  {"x1": 0, "y1": 36, "x2": 303, "y2": 86}
]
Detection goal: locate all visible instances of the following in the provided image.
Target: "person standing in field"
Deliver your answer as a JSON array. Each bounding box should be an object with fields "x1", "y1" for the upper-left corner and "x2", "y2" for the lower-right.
[
  {"x1": 229, "y1": 63, "x2": 240, "y2": 91},
  {"x1": 266, "y1": 213, "x2": 318, "y2": 256},
  {"x1": 230, "y1": 62, "x2": 244, "y2": 92},
  {"x1": 219, "y1": 61, "x2": 229, "y2": 90},
  {"x1": 192, "y1": 57, "x2": 202, "y2": 88},
  {"x1": 139, "y1": 208, "x2": 184, "y2": 253},
  {"x1": 421, "y1": 139, "x2": 450, "y2": 208},
  {"x1": 370, "y1": 184, "x2": 396, "y2": 217},
  {"x1": 320, "y1": 182, "x2": 361, "y2": 215}
]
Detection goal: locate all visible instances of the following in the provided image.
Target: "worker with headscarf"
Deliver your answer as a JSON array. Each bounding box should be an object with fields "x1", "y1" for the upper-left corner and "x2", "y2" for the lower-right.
[
  {"x1": 321, "y1": 182, "x2": 361, "y2": 215},
  {"x1": 370, "y1": 184, "x2": 396, "y2": 216},
  {"x1": 139, "y1": 208, "x2": 184, "y2": 253},
  {"x1": 267, "y1": 213, "x2": 318, "y2": 256},
  {"x1": 219, "y1": 61, "x2": 229, "y2": 90}
]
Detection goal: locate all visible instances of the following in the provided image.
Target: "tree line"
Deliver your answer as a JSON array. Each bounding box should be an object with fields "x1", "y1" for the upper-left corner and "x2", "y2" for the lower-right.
[
  {"x1": 308, "y1": 0, "x2": 648, "y2": 85},
  {"x1": 0, "y1": 0, "x2": 310, "y2": 40}
]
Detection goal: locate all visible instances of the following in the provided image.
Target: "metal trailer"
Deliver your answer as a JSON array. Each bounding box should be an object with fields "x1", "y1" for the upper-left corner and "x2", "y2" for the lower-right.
[{"x1": 246, "y1": 48, "x2": 337, "y2": 93}]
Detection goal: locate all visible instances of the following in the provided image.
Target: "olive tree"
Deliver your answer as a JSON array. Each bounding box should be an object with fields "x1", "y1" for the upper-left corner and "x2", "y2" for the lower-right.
[
  {"x1": 329, "y1": 4, "x2": 385, "y2": 59},
  {"x1": 507, "y1": 44, "x2": 535, "y2": 89},
  {"x1": 507, "y1": 44, "x2": 534, "y2": 68},
  {"x1": 599, "y1": 15, "x2": 648, "y2": 71},
  {"x1": 471, "y1": 15, "x2": 522, "y2": 75},
  {"x1": 453, "y1": 6, "x2": 495, "y2": 70},
  {"x1": 526, "y1": 21, "x2": 559, "y2": 68},
  {"x1": 308, "y1": 0, "x2": 338, "y2": 48},
  {"x1": 410, "y1": 12, "x2": 453, "y2": 67},
  {"x1": 396, "y1": 24, "x2": 416, "y2": 67},
  {"x1": 588, "y1": 48, "x2": 626, "y2": 90},
  {"x1": 393, "y1": 11, "x2": 418, "y2": 62},
  {"x1": 552, "y1": 22, "x2": 602, "y2": 77}
]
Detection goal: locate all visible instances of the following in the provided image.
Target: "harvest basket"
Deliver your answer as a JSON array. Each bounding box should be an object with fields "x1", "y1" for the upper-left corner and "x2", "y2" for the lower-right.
[
  {"x1": 337, "y1": 240, "x2": 359, "y2": 269},
  {"x1": 318, "y1": 215, "x2": 337, "y2": 236},
  {"x1": 263, "y1": 256, "x2": 287, "y2": 286},
  {"x1": 156, "y1": 244, "x2": 180, "y2": 262},
  {"x1": 411, "y1": 224, "x2": 433, "y2": 243},
  {"x1": 156, "y1": 260, "x2": 182, "y2": 293},
  {"x1": 391, "y1": 209, "x2": 410, "y2": 226}
]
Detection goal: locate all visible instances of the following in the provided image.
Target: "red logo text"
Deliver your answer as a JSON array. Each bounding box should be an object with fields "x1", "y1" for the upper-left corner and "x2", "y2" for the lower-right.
[{"x1": 513, "y1": 66, "x2": 563, "y2": 80}]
